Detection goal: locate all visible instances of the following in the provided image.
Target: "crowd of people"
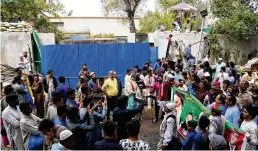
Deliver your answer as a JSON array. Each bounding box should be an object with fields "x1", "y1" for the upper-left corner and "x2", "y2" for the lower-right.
[{"x1": 1, "y1": 57, "x2": 258, "y2": 150}]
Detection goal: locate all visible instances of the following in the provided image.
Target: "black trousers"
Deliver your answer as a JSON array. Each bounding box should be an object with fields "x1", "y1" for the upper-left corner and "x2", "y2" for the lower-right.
[
  {"x1": 155, "y1": 101, "x2": 165, "y2": 120},
  {"x1": 155, "y1": 101, "x2": 160, "y2": 120},
  {"x1": 107, "y1": 96, "x2": 117, "y2": 120}
]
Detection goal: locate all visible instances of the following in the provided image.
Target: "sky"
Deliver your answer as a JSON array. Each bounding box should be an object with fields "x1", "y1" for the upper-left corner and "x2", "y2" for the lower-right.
[{"x1": 60, "y1": 0, "x2": 156, "y2": 17}]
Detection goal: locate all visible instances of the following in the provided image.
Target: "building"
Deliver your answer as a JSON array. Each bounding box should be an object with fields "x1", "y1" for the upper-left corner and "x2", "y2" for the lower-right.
[{"x1": 48, "y1": 16, "x2": 140, "y2": 36}]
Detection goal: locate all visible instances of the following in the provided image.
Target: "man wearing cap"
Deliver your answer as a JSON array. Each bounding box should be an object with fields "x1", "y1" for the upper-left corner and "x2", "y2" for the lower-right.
[
  {"x1": 51, "y1": 130, "x2": 75, "y2": 150},
  {"x1": 209, "y1": 133, "x2": 227, "y2": 150},
  {"x1": 163, "y1": 66, "x2": 174, "y2": 82},
  {"x1": 209, "y1": 103, "x2": 226, "y2": 136},
  {"x1": 157, "y1": 102, "x2": 179, "y2": 150},
  {"x1": 101, "y1": 71, "x2": 118, "y2": 119},
  {"x1": 18, "y1": 51, "x2": 31, "y2": 74},
  {"x1": 88, "y1": 72, "x2": 99, "y2": 91},
  {"x1": 213, "y1": 58, "x2": 226, "y2": 82},
  {"x1": 39, "y1": 119, "x2": 68, "y2": 150}
]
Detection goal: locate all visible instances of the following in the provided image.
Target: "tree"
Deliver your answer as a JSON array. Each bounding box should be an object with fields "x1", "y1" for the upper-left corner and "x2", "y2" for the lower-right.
[
  {"x1": 139, "y1": 11, "x2": 176, "y2": 32},
  {"x1": 101, "y1": 0, "x2": 146, "y2": 33},
  {"x1": 241, "y1": 0, "x2": 258, "y2": 12},
  {"x1": 158, "y1": 0, "x2": 180, "y2": 13},
  {"x1": 1, "y1": 0, "x2": 65, "y2": 43},
  {"x1": 211, "y1": 0, "x2": 258, "y2": 40}
]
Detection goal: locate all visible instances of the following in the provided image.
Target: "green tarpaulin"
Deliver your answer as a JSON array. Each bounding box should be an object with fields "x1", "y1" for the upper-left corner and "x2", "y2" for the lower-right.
[{"x1": 32, "y1": 30, "x2": 42, "y2": 72}]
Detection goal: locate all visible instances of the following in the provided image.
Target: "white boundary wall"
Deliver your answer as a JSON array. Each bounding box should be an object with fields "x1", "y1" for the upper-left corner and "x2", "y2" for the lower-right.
[{"x1": 1, "y1": 32, "x2": 55, "y2": 69}]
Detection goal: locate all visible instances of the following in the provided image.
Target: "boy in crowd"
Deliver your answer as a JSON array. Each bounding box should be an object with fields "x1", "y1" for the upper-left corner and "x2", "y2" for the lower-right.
[
  {"x1": 56, "y1": 76, "x2": 69, "y2": 101},
  {"x1": 193, "y1": 115, "x2": 211, "y2": 150},
  {"x1": 240, "y1": 104, "x2": 258, "y2": 150},
  {"x1": 38, "y1": 119, "x2": 68, "y2": 150},
  {"x1": 182, "y1": 120, "x2": 197, "y2": 150},
  {"x1": 52, "y1": 104, "x2": 68, "y2": 127},
  {"x1": 93, "y1": 121, "x2": 123, "y2": 150},
  {"x1": 66, "y1": 88, "x2": 78, "y2": 108},
  {"x1": 46, "y1": 91, "x2": 64, "y2": 120},
  {"x1": 51, "y1": 130, "x2": 75, "y2": 150},
  {"x1": 120, "y1": 119, "x2": 150, "y2": 150}
]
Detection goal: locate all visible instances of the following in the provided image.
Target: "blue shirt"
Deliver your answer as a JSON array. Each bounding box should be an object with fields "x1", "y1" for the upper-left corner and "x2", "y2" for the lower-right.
[
  {"x1": 153, "y1": 62, "x2": 161, "y2": 73},
  {"x1": 93, "y1": 138, "x2": 123, "y2": 150},
  {"x1": 56, "y1": 84, "x2": 69, "y2": 101},
  {"x1": 51, "y1": 143, "x2": 66, "y2": 150},
  {"x1": 21, "y1": 84, "x2": 36, "y2": 109},
  {"x1": 88, "y1": 79, "x2": 98, "y2": 91},
  {"x1": 193, "y1": 131, "x2": 210, "y2": 150},
  {"x1": 52, "y1": 116, "x2": 67, "y2": 127},
  {"x1": 66, "y1": 98, "x2": 78, "y2": 108},
  {"x1": 182, "y1": 130, "x2": 197, "y2": 150},
  {"x1": 225, "y1": 104, "x2": 240, "y2": 127},
  {"x1": 174, "y1": 72, "x2": 183, "y2": 83}
]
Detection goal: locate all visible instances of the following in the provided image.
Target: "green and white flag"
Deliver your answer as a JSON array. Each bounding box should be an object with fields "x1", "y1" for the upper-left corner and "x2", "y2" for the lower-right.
[{"x1": 171, "y1": 87, "x2": 247, "y2": 150}]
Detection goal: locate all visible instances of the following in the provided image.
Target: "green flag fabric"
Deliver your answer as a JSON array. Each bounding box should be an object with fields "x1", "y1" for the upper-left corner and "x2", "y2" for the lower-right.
[{"x1": 171, "y1": 87, "x2": 247, "y2": 150}]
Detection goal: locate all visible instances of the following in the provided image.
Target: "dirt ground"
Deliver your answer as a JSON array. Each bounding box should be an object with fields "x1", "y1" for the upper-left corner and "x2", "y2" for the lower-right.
[{"x1": 139, "y1": 107, "x2": 162, "y2": 150}]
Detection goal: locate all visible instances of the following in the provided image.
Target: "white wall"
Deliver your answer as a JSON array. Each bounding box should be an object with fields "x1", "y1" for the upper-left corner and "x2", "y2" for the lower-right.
[
  {"x1": 49, "y1": 17, "x2": 140, "y2": 36},
  {"x1": 38, "y1": 33, "x2": 55, "y2": 45},
  {"x1": 1, "y1": 32, "x2": 55, "y2": 69}
]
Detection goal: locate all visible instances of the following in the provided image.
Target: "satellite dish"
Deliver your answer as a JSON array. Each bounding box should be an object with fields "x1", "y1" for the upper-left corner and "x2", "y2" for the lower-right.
[{"x1": 68, "y1": 10, "x2": 73, "y2": 16}]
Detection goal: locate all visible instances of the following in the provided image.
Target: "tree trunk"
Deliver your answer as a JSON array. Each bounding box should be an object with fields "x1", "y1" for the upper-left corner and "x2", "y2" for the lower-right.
[
  {"x1": 128, "y1": 11, "x2": 136, "y2": 33},
  {"x1": 129, "y1": 17, "x2": 136, "y2": 33}
]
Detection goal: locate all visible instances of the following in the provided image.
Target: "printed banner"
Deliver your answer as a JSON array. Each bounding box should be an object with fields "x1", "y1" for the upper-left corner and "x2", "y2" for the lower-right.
[{"x1": 171, "y1": 87, "x2": 247, "y2": 150}]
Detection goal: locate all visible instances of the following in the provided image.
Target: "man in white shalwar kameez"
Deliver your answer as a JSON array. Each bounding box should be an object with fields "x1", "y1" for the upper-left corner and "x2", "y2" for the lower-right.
[
  {"x1": 2, "y1": 94, "x2": 25, "y2": 150},
  {"x1": 213, "y1": 58, "x2": 226, "y2": 82}
]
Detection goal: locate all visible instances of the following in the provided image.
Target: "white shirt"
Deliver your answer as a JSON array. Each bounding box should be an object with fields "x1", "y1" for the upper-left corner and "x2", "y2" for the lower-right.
[
  {"x1": 215, "y1": 62, "x2": 226, "y2": 78},
  {"x1": 240, "y1": 120, "x2": 258, "y2": 150},
  {"x1": 20, "y1": 114, "x2": 42, "y2": 150},
  {"x1": 120, "y1": 139, "x2": 150, "y2": 151},
  {"x1": 2, "y1": 106, "x2": 25, "y2": 150},
  {"x1": 46, "y1": 105, "x2": 57, "y2": 120},
  {"x1": 124, "y1": 75, "x2": 131, "y2": 95},
  {"x1": 197, "y1": 69, "x2": 204, "y2": 77},
  {"x1": 216, "y1": 72, "x2": 229, "y2": 88},
  {"x1": 178, "y1": 84, "x2": 188, "y2": 92}
]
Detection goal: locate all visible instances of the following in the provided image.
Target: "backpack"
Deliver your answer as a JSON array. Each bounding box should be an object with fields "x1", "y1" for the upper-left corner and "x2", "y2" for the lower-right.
[{"x1": 164, "y1": 114, "x2": 182, "y2": 150}]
